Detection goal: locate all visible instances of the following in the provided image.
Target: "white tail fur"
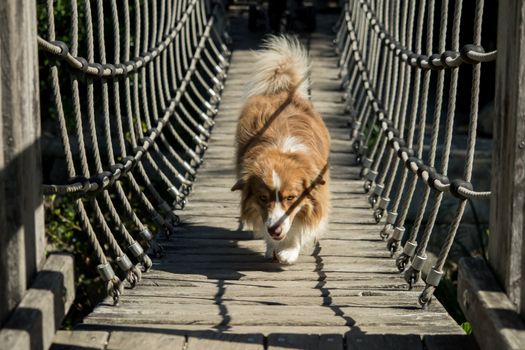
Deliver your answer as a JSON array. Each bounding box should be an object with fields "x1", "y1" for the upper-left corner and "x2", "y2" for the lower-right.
[{"x1": 244, "y1": 35, "x2": 310, "y2": 99}]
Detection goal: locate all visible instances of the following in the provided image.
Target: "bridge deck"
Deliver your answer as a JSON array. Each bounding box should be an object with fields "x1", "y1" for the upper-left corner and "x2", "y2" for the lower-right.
[{"x1": 52, "y1": 14, "x2": 473, "y2": 350}]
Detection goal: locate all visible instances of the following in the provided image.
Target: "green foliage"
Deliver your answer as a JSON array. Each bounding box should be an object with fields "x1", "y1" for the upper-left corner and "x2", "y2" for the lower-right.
[
  {"x1": 45, "y1": 195, "x2": 105, "y2": 328},
  {"x1": 367, "y1": 124, "x2": 380, "y2": 149},
  {"x1": 461, "y1": 322, "x2": 473, "y2": 335}
]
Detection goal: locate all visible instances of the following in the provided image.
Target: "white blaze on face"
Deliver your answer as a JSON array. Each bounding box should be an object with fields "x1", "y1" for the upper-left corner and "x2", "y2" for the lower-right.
[{"x1": 266, "y1": 170, "x2": 291, "y2": 233}]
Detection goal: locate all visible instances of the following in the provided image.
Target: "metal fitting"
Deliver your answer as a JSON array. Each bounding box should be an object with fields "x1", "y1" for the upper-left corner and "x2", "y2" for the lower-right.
[
  {"x1": 391, "y1": 226, "x2": 405, "y2": 240},
  {"x1": 97, "y1": 263, "x2": 116, "y2": 281},
  {"x1": 411, "y1": 254, "x2": 427, "y2": 271},
  {"x1": 116, "y1": 254, "x2": 133, "y2": 271},
  {"x1": 402, "y1": 241, "x2": 417, "y2": 257},
  {"x1": 426, "y1": 268, "x2": 444, "y2": 287},
  {"x1": 128, "y1": 241, "x2": 145, "y2": 258},
  {"x1": 386, "y1": 211, "x2": 398, "y2": 225}
]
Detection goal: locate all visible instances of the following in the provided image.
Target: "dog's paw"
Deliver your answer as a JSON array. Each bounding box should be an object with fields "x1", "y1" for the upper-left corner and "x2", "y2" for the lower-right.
[
  {"x1": 275, "y1": 247, "x2": 300, "y2": 265},
  {"x1": 265, "y1": 246, "x2": 275, "y2": 260}
]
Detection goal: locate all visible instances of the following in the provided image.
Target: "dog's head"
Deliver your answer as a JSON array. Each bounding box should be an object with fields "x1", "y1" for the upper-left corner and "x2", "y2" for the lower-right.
[{"x1": 232, "y1": 150, "x2": 325, "y2": 241}]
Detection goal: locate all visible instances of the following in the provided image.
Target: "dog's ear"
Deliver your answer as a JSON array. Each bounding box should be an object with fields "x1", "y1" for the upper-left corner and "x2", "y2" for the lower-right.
[{"x1": 231, "y1": 178, "x2": 245, "y2": 191}]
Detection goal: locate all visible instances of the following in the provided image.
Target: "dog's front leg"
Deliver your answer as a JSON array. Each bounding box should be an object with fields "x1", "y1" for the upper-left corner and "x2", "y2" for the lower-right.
[{"x1": 274, "y1": 237, "x2": 301, "y2": 265}]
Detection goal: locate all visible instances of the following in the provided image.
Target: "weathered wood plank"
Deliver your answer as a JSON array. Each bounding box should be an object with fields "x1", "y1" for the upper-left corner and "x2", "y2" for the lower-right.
[
  {"x1": 424, "y1": 334, "x2": 479, "y2": 350},
  {"x1": 0, "y1": 0, "x2": 44, "y2": 328},
  {"x1": 490, "y1": 0, "x2": 525, "y2": 313},
  {"x1": 345, "y1": 332, "x2": 423, "y2": 350},
  {"x1": 267, "y1": 334, "x2": 329, "y2": 350},
  {"x1": 106, "y1": 331, "x2": 186, "y2": 350},
  {"x1": 51, "y1": 330, "x2": 109, "y2": 350},
  {"x1": 0, "y1": 254, "x2": 75, "y2": 350},
  {"x1": 186, "y1": 333, "x2": 264, "y2": 350},
  {"x1": 458, "y1": 257, "x2": 525, "y2": 350}
]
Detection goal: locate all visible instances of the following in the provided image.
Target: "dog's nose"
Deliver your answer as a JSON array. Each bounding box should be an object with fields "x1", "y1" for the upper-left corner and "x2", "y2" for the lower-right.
[{"x1": 268, "y1": 225, "x2": 283, "y2": 236}]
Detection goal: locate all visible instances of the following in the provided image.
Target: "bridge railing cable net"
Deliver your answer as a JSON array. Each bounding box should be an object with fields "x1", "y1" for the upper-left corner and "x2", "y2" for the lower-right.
[
  {"x1": 336, "y1": 0, "x2": 495, "y2": 307},
  {"x1": 38, "y1": 0, "x2": 231, "y2": 304}
]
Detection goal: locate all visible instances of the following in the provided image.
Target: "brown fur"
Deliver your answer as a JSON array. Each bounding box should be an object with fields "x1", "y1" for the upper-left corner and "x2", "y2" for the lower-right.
[{"x1": 233, "y1": 91, "x2": 330, "y2": 234}]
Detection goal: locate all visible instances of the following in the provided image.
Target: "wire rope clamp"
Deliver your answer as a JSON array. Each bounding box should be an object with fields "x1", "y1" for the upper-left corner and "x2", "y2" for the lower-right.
[
  {"x1": 362, "y1": 157, "x2": 373, "y2": 169},
  {"x1": 377, "y1": 197, "x2": 390, "y2": 210},
  {"x1": 365, "y1": 170, "x2": 378, "y2": 182},
  {"x1": 428, "y1": 171, "x2": 450, "y2": 192},
  {"x1": 167, "y1": 186, "x2": 181, "y2": 198},
  {"x1": 50, "y1": 40, "x2": 69, "y2": 59},
  {"x1": 402, "y1": 241, "x2": 418, "y2": 257},
  {"x1": 116, "y1": 255, "x2": 133, "y2": 272},
  {"x1": 391, "y1": 226, "x2": 405, "y2": 241},
  {"x1": 450, "y1": 179, "x2": 473, "y2": 200},
  {"x1": 408, "y1": 52, "x2": 419, "y2": 67},
  {"x1": 390, "y1": 137, "x2": 405, "y2": 151},
  {"x1": 76, "y1": 57, "x2": 89, "y2": 73},
  {"x1": 406, "y1": 156, "x2": 422, "y2": 173},
  {"x1": 386, "y1": 211, "x2": 398, "y2": 225},
  {"x1": 426, "y1": 268, "x2": 444, "y2": 287},
  {"x1": 441, "y1": 50, "x2": 461, "y2": 68},
  {"x1": 428, "y1": 54, "x2": 443, "y2": 70},
  {"x1": 398, "y1": 147, "x2": 414, "y2": 161},
  {"x1": 97, "y1": 263, "x2": 116, "y2": 281},
  {"x1": 460, "y1": 44, "x2": 485, "y2": 65},
  {"x1": 373, "y1": 183, "x2": 385, "y2": 197},
  {"x1": 139, "y1": 229, "x2": 154, "y2": 242},
  {"x1": 90, "y1": 63, "x2": 105, "y2": 78},
  {"x1": 128, "y1": 241, "x2": 145, "y2": 258},
  {"x1": 411, "y1": 254, "x2": 427, "y2": 271}
]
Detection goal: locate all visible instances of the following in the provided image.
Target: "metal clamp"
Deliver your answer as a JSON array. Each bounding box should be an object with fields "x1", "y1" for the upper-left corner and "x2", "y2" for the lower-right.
[
  {"x1": 391, "y1": 226, "x2": 405, "y2": 240},
  {"x1": 402, "y1": 241, "x2": 417, "y2": 257},
  {"x1": 128, "y1": 241, "x2": 145, "y2": 258},
  {"x1": 116, "y1": 254, "x2": 133, "y2": 272},
  {"x1": 386, "y1": 211, "x2": 398, "y2": 225},
  {"x1": 97, "y1": 263, "x2": 116, "y2": 281},
  {"x1": 426, "y1": 268, "x2": 444, "y2": 286},
  {"x1": 411, "y1": 254, "x2": 427, "y2": 271}
]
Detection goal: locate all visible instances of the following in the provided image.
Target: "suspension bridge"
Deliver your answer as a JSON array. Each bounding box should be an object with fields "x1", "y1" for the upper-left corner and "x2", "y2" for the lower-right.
[{"x1": 0, "y1": 0, "x2": 524, "y2": 349}]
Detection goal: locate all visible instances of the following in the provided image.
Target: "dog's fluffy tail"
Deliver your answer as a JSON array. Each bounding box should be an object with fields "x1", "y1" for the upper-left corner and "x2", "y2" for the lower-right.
[{"x1": 245, "y1": 35, "x2": 310, "y2": 99}]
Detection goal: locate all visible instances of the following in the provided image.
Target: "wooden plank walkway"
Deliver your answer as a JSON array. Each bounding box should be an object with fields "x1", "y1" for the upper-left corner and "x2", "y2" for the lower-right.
[{"x1": 52, "y1": 13, "x2": 475, "y2": 350}]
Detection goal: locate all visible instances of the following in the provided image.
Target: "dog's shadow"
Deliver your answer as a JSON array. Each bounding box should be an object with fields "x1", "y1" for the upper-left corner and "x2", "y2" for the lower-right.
[{"x1": 153, "y1": 223, "x2": 287, "y2": 281}]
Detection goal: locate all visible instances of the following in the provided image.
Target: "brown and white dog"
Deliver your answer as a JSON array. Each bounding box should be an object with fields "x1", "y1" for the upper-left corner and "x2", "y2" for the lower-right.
[{"x1": 231, "y1": 35, "x2": 330, "y2": 265}]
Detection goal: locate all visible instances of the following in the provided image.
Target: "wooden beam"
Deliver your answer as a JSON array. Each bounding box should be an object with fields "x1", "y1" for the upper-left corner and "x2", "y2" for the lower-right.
[
  {"x1": 0, "y1": 0, "x2": 44, "y2": 326},
  {"x1": 0, "y1": 254, "x2": 75, "y2": 350},
  {"x1": 490, "y1": 0, "x2": 525, "y2": 312},
  {"x1": 458, "y1": 257, "x2": 525, "y2": 350}
]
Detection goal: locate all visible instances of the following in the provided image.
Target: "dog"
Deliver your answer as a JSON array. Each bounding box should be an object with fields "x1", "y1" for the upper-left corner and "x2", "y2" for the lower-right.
[{"x1": 231, "y1": 35, "x2": 330, "y2": 265}]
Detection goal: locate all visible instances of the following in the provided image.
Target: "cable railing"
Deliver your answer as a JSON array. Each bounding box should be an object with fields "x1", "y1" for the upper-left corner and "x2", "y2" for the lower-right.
[
  {"x1": 38, "y1": 0, "x2": 231, "y2": 303},
  {"x1": 335, "y1": 0, "x2": 494, "y2": 307}
]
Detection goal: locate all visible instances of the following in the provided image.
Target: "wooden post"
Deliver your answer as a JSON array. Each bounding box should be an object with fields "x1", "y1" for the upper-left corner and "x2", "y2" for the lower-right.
[
  {"x1": 0, "y1": 0, "x2": 45, "y2": 326},
  {"x1": 490, "y1": 0, "x2": 525, "y2": 313}
]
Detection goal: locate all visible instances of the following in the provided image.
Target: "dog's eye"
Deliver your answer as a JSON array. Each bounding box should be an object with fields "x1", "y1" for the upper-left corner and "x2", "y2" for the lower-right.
[
  {"x1": 286, "y1": 196, "x2": 296, "y2": 201},
  {"x1": 258, "y1": 195, "x2": 268, "y2": 202}
]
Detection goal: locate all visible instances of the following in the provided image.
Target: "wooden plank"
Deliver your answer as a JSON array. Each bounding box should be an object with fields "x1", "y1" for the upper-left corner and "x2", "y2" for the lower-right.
[
  {"x1": 0, "y1": 254, "x2": 75, "y2": 350},
  {"x1": 423, "y1": 334, "x2": 479, "y2": 350},
  {"x1": 186, "y1": 333, "x2": 264, "y2": 350},
  {"x1": 490, "y1": 0, "x2": 525, "y2": 312},
  {"x1": 51, "y1": 330, "x2": 109, "y2": 350},
  {"x1": 85, "y1": 304, "x2": 453, "y2": 329},
  {"x1": 267, "y1": 334, "x2": 324, "y2": 350},
  {"x1": 345, "y1": 332, "x2": 423, "y2": 350},
  {"x1": 106, "y1": 331, "x2": 186, "y2": 350},
  {"x1": 79, "y1": 323, "x2": 463, "y2": 336},
  {"x1": 458, "y1": 257, "x2": 525, "y2": 350},
  {"x1": 0, "y1": 0, "x2": 44, "y2": 327}
]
